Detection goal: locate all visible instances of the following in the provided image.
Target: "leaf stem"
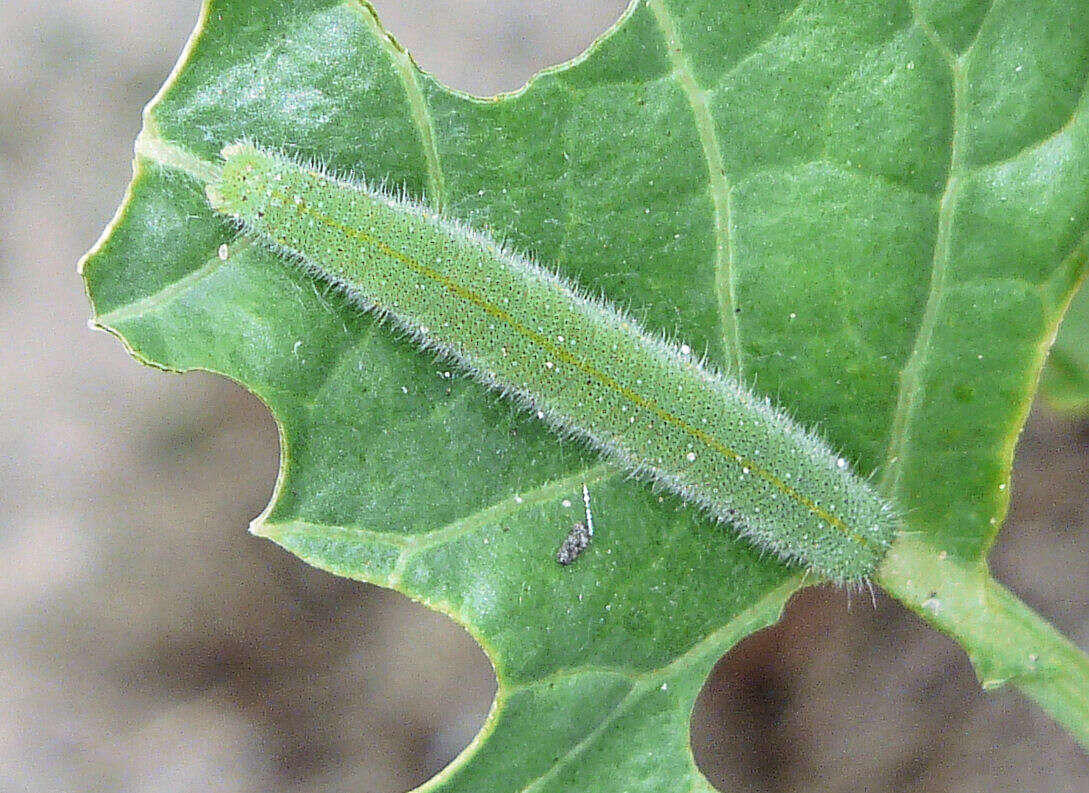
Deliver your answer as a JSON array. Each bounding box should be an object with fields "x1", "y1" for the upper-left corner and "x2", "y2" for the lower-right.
[{"x1": 877, "y1": 534, "x2": 1089, "y2": 749}]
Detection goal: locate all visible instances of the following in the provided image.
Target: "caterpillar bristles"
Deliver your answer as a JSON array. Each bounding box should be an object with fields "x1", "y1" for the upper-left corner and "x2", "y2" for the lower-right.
[{"x1": 207, "y1": 141, "x2": 901, "y2": 585}]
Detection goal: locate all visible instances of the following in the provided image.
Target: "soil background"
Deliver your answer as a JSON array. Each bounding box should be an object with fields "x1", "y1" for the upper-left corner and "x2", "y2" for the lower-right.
[{"x1": 2, "y1": 1, "x2": 1088, "y2": 791}]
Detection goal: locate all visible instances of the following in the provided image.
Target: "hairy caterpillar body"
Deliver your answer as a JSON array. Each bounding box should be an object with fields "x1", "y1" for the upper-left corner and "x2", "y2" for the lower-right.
[{"x1": 206, "y1": 143, "x2": 899, "y2": 584}]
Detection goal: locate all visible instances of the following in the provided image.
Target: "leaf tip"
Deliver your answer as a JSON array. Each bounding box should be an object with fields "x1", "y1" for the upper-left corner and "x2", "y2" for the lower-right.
[{"x1": 249, "y1": 516, "x2": 276, "y2": 539}]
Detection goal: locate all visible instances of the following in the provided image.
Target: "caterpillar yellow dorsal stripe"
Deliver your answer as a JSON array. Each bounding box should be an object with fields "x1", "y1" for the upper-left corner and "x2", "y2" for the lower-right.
[{"x1": 206, "y1": 142, "x2": 899, "y2": 584}]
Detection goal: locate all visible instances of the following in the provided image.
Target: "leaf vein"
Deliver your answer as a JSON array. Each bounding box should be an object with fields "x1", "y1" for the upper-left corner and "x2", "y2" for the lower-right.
[
  {"x1": 646, "y1": 0, "x2": 742, "y2": 373},
  {"x1": 880, "y1": 31, "x2": 964, "y2": 495},
  {"x1": 391, "y1": 462, "x2": 616, "y2": 583},
  {"x1": 514, "y1": 575, "x2": 800, "y2": 793},
  {"x1": 302, "y1": 321, "x2": 382, "y2": 410},
  {"x1": 961, "y1": 0, "x2": 1000, "y2": 61},
  {"x1": 348, "y1": 0, "x2": 446, "y2": 208},
  {"x1": 967, "y1": 75, "x2": 1089, "y2": 175},
  {"x1": 96, "y1": 248, "x2": 230, "y2": 326}
]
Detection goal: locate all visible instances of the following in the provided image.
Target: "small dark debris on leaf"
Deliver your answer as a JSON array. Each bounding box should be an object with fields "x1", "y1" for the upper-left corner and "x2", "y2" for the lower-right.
[{"x1": 556, "y1": 522, "x2": 592, "y2": 565}]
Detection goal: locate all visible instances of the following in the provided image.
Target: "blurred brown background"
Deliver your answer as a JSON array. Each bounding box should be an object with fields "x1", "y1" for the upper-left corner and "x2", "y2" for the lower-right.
[{"x1": 2, "y1": 1, "x2": 1088, "y2": 790}]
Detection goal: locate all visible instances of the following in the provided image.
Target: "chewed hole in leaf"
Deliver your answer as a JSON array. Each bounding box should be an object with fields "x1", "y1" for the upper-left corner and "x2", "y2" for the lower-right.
[
  {"x1": 146, "y1": 375, "x2": 501, "y2": 789},
  {"x1": 79, "y1": 0, "x2": 1089, "y2": 783},
  {"x1": 689, "y1": 601, "x2": 800, "y2": 789},
  {"x1": 370, "y1": 0, "x2": 628, "y2": 95},
  {"x1": 689, "y1": 588, "x2": 906, "y2": 790},
  {"x1": 342, "y1": 589, "x2": 498, "y2": 790}
]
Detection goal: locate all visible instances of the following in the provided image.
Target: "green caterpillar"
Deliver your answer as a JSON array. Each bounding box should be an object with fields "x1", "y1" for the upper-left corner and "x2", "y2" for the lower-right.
[{"x1": 206, "y1": 142, "x2": 899, "y2": 584}]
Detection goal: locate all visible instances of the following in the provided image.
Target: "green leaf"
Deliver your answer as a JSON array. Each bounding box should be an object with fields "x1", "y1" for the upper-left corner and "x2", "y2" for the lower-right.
[
  {"x1": 1043, "y1": 283, "x2": 1089, "y2": 414},
  {"x1": 81, "y1": 0, "x2": 1089, "y2": 787}
]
